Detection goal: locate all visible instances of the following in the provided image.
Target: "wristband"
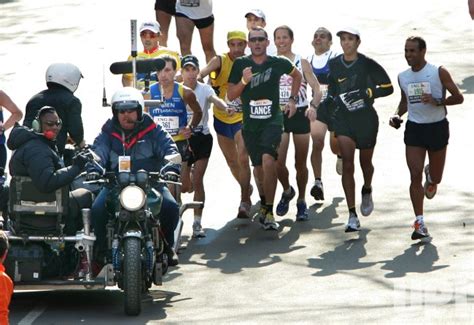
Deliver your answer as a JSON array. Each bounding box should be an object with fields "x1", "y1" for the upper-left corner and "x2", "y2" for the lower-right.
[
  {"x1": 434, "y1": 98, "x2": 443, "y2": 106},
  {"x1": 289, "y1": 95, "x2": 299, "y2": 103},
  {"x1": 366, "y1": 88, "x2": 373, "y2": 99},
  {"x1": 241, "y1": 77, "x2": 248, "y2": 85}
]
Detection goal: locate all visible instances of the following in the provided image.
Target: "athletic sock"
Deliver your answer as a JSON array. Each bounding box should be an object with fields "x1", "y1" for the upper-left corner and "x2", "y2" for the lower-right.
[
  {"x1": 416, "y1": 215, "x2": 424, "y2": 222},
  {"x1": 194, "y1": 215, "x2": 202, "y2": 224},
  {"x1": 260, "y1": 195, "x2": 266, "y2": 206},
  {"x1": 362, "y1": 186, "x2": 372, "y2": 195},
  {"x1": 349, "y1": 207, "x2": 357, "y2": 216},
  {"x1": 283, "y1": 187, "x2": 292, "y2": 196}
]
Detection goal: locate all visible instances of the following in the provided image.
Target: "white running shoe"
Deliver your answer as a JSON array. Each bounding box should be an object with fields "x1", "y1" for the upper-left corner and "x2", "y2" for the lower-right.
[
  {"x1": 192, "y1": 221, "x2": 206, "y2": 238},
  {"x1": 345, "y1": 212, "x2": 361, "y2": 232},
  {"x1": 262, "y1": 213, "x2": 279, "y2": 231}
]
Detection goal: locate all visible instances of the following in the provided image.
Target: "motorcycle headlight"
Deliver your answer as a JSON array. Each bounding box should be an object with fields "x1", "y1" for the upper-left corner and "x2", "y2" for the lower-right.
[{"x1": 120, "y1": 185, "x2": 146, "y2": 211}]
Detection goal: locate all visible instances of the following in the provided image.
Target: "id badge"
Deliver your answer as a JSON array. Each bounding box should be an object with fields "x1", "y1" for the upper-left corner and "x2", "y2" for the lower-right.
[{"x1": 119, "y1": 156, "x2": 131, "y2": 172}]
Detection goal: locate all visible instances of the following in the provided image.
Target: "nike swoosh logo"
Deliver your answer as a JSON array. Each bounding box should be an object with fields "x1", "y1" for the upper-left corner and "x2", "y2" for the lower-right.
[{"x1": 338, "y1": 77, "x2": 347, "y2": 83}]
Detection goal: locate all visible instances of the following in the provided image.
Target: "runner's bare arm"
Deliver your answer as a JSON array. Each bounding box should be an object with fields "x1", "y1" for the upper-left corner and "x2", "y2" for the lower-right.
[
  {"x1": 183, "y1": 86, "x2": 203, "y2": 128},
  {"x1": 0, "y1": 90, "x2": 23, "y2": 131},
  {"x1": 208, "y1": 94, "x2": 228, "y2": 111},
  {"x1": 302, "y1": 59, "x2": 322, "y2": 107},
  {"x1": 438, "y1": 66, "x2": 464, "y2": 106},
  {"x1": 228, "y1": 67, "x2": 252, "y2": 101},
  {"x1": 390, "y1": 79, "x2": 407, "y2": 129},
  {"x1": 198, "y1": 55, "x2": 221, "y2": 80}
]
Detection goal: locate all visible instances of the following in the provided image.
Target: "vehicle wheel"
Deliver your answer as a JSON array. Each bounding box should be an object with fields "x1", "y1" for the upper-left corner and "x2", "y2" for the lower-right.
[{"x1": 123, "y1": 237, "x2": 142, "y2": 316}]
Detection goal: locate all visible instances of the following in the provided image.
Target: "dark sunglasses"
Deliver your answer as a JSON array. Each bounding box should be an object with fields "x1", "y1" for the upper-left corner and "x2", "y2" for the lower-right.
[
  {"x1": 249, "y1": 36, "x2": 267, "y2": 43},
  {"x1": 44, "y1": 120, "x2": 62, "y2": 127}
]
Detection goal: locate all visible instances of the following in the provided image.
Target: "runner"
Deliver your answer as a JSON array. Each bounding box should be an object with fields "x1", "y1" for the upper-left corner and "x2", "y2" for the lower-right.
[
  {"x1": 273, "y1": 25, "x2": 322, "y2": 221},
  {"x1": 228, "y1": 27, "x2": 302, "y2": 230},
  {"x1": 149, "y1": 55, "x2": 203, "y2": 201},
  {"x1": 199, "y1": 30, "x2": 253, "y2": 219},
  {"x1": 389, "y1": 36, "x2": 464, "y2": 240},
  {"x1": 327, "y1": 27, "x2": 393, "y2": 232},
  {"x1": 180, "y1": 54, "x2": 228, "y2": 237},
  {"x1": 308, "y1": 27, "x2": 341, "y2": 202},
  {"x1": 122, "y1": 20, "x2": 180, "y2": 90},
  {"x1": 175, "y1": 0, "x2": 216, "y2": 62}
]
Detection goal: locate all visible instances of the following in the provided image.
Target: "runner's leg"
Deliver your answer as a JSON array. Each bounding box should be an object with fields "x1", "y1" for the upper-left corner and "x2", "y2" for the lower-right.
[
  {"x1": 338, "y1": 135, "x2": 356, "y2": 208},
  {"x1": 406, "y1": 145, "x2": 426, "y2": 216},
  {"x1": 427, "y1": 147, "x2": 447, "y2": 184},
  {"x1": 276, "y1": 132, "x2": 291, "y2": 191},
  {"x1": 176, "y1": 15, "x2": 195, "y2": 56},
  {"x1": 293, "y1": 133, "x2": 310, "y2": 201}
]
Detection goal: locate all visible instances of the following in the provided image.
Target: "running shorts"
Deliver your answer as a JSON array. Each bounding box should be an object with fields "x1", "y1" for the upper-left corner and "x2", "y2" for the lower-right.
[
  {"x1": 283, "y1": 106, "x2": 310, "y2": 134},
  {"x1": 404, "y1": 119, "x2": 449, "y2": 151},
  {"x1": 188, "y1": 132, "x2": 213, "y2": 165},
  {"x1": 242, "y1": 124, "x2": 283, "y2": 166}
]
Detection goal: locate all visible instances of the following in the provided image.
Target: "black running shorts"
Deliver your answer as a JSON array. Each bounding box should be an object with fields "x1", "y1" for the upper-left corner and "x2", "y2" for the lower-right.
[{"x1": 404, "y1": 119, "x2": 449, "y2": 151}]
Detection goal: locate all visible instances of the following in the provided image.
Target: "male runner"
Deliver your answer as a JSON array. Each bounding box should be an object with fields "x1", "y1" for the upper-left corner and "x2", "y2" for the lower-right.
[
  {"x1": 389, "y1": 36, "x2": 463, "y2": 240},
  {"x1": 199, "y1": 30, "x2": 253, "y2": 218},
  {"x1": 228, "y1": 27, "x2": 302, "y2": 230},
  {"x1": 327, "y1": 28, "x2": 393, "y2": 232}
]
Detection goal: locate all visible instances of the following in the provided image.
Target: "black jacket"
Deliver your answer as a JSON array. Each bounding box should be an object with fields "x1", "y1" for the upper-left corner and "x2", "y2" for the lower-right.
[
  {"x1": 7, "y1": 126, "x2": 81, "y2": 193},
  {"x1": 24, "y1": 83, "x2": 84, "y2": 155}
]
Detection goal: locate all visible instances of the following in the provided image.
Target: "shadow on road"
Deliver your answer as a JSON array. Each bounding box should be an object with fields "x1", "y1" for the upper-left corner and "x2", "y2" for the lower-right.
[
  {"x1": 380, "y1": 242, "x2": 449, "y2": 278},
  {"x1": 307, "y1": 229, "x2": 376, "y2": 276},
  {"x1": 178, "y1": 196, "x2": 346, "y2": 274}
]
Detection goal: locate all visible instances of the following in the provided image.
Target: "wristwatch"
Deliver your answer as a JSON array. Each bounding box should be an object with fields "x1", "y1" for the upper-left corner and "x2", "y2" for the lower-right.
[
  {"x1": 434, "y1": 98, "x2": 444, "y2": 106},
  {"x1": 288, "y1": 95, "x2": 299, "y2": 103}
]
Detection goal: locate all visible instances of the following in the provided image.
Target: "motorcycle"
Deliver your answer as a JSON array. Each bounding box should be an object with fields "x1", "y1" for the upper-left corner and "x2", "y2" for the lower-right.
[{"x1": 1, "y1": 150, "x2": 202, "y2": 316}]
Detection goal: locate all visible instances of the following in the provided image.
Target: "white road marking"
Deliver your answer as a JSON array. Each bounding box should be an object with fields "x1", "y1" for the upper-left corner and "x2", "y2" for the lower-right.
[{"x1": 18, "y1": 304, "x2": 47, "y2": 325}]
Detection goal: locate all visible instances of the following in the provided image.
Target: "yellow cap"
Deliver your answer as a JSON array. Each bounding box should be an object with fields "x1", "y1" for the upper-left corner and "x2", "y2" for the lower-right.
[{"x1": 227, "y1": 30, "x2": 247, "y2": 42}]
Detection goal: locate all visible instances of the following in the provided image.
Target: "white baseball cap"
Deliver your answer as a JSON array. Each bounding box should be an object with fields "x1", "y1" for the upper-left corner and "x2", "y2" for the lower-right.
[
  {"x1": 336, "y1": 27, "x2": 360, "y2": 37},
  {"x1": 139, "y1": 21, "x2": 161, "y2": 34},
  {"x1": 245, "y1": 9, "x2": 266, "y2": 21}
]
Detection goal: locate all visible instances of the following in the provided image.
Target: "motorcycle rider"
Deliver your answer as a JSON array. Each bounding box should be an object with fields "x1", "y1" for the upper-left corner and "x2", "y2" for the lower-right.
[
  {"x1": 24, "y1": 63, "x2": 85, "y2": 156},
  {"x1": 7, "y1": 106, "x2": 92, "y2": 235},
  {"x1": 89, "y1": 87, "x2": 181, "y2": 266}
]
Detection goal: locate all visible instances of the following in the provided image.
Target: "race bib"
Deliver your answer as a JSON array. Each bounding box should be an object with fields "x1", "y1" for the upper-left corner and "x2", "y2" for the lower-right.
[
  {"x1": 339, "y1": 91, "x2": 366, "y2": 112},
  {"x1": 407, "y1": 82, "x2": 431, "y2": 104},
  {"x1": 320, "y1": 84, "x2": 329, "y2": 101},
  {"x1": 118, "y1": 156, "x2": 131, "y2": 173},
  {"x1": 180, "y1": 0, "x2": 199, "y2": 7},
  {"x1": 249, "y1": 99, "x2": 272, "y2": 119},
  {"x1": 279, "y1": 85, "x2": 291, "y2": 106},
  {"x1": 154, "y1": 116, "x2": 179, "y2": 135}
]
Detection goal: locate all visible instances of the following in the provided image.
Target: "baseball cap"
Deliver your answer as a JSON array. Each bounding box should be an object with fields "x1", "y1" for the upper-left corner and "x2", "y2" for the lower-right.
[
  {"x1": 181, "y1": 55, "x2": 199, "y2": 69},
  {"x1": 336, "y1": 27, "x2": 360, "y2": 37},
  {"x1": 227, "y1": 30, "x2": 247, "y2": 42},
  {"x1": 244, "y1": 9, "x2": 266, "y2": 21},
  {"x1": 139, "y1": 21, "x2": 161, "y2": 34}
]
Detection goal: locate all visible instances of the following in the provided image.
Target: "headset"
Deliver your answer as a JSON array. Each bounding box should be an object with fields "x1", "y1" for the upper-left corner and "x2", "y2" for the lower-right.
[{"x1": 32, "y1": 106, "x2": 59, "y2": 133}]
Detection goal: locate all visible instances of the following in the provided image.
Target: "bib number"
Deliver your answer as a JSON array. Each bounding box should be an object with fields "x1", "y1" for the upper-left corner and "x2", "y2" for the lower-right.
[
  {"x1": 279, "y1": 85, "x2": 291, "y2": 106},
  {"x1": 154, "y1": 116, "x2": 179, "y2": 135},
  {"x1": 225, "y1": 94, "x2": 243, "y2": 112},
  {"x1": 407, "y1": 82, "x2": 431, "y2": 104},
  {"x1": 320, "y1": 84, "x2": 329, "y2": 101},
  {"x1": 249, "y1": 99, "x2": 273, "y2": 119}
]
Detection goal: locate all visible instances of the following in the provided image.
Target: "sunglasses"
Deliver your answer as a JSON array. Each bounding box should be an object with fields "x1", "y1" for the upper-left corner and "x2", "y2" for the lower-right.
[
  {"x1": 249, "y1": 36, "x2": 267, "y2": 43},
  {"x1": 140, "y1": 31, "x2": 158, "y2": 38},
  {"x1": 314, "y1": 34, "x2": 328, "y2": 39},
  {"x1": 44, "y1": 120, "x2": 62, "y2": 127}
]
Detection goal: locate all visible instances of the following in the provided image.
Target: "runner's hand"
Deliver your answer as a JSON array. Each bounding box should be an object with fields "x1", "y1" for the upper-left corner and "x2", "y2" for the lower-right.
[
  {"x1": 284, "y1": 100, "x2": 297, "y2": 118},
  {"x1": 179, "y1": 126, "x2": 192, "y2": 139},
  {"x1": 305, "y1": 106, "x2": 317, "y2": 121},
  {"x1": 242, "y1": 67, "x2": 253, "y2": 85},
  {"x1": 389, "y1": 115, "x2": 403, "y2": 129},
  {"x1": 226, "y1": 107, "x2": 236, "y2": 116}
]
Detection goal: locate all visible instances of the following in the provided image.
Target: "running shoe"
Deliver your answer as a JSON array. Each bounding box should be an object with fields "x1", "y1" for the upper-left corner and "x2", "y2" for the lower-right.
[
  {"x1": 345, "y1": 212, "x2": 361, "y2": 232},
  {"x1": 424, "y1": 164, "x2": 437, "y2": 199},
  {"x1": 296, "y1": 201, "x2": 309, "y2": 221},
  {"x1": 310, "y1": 179, "x2": 324, "y2": 201},
  {"x1": 411, "y1": 219, "x2": 430, "y2": 240},
  {"x1": 360, "y1": 187, "x2": 374, "y2": 216},
  {"x1": 336, "y1": 156, "x2": 343, "y2": 175},
  {"x1": 276, "y1": 186, "x2": 296, "y2": 216},
  {"x1": 262, "y1": 212, "x2": 279, "y2": 231},
  {"x1": 237, "y1": 201, "x2": 251, "y2": 219},
  {"x1": 192, "y1": 221, "x2": 206, "y2": 238}
]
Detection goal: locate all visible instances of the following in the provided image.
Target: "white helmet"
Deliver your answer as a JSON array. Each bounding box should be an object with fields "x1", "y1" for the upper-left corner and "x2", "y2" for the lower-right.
[
  {"x1": 111, "y1": 87, "x2": 144, "y2": 121},
  {"x1": 45, "y1": 63, "x2": 83, "y2": 93}
]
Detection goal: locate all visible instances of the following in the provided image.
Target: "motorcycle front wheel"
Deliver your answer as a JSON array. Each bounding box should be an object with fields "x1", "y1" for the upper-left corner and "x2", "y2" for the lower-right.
[{"x1": 123, "y1": 237, "x2": 142, "y2": 316}]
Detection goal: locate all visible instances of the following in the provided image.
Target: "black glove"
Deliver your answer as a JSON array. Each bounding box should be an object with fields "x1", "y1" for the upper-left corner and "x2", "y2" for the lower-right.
[
  {"x1": 162, "y1": 171, "x2": 180, "y2": 182},
  {"x1": 343, "y1": 88, "x2": 373, "y2": 105},
  {"x1": 86, "y1": 172, "x2": 101, "y2": 181},
  {"x1": 389, "y1": 115, "x2": 403, "y2": 129},
  {"x1": 72, "y1": 152, "x2": 89, "y2": 169}
]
